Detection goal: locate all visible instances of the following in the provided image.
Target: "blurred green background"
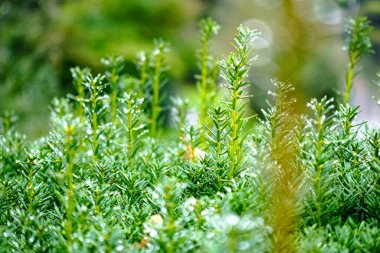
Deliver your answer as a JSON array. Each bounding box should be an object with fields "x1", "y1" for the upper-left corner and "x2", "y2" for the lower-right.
[{"x1": 1, "y1": 0, "x2": 379, "y2": 138}]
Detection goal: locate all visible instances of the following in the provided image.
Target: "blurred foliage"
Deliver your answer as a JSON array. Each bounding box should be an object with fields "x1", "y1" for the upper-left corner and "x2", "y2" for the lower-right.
[
  {"x1": 57, "y1": 0, "x2": 202, "y2": 76},
  {"x1": 0, "y1": 0, "x2": 60, "y2": 137},
  {"x1": 0, "y1": 0, "x2": 203, "y2": 138},
  {"x1": 1, "y1": 0, "x2": 379, "y2": 138}
]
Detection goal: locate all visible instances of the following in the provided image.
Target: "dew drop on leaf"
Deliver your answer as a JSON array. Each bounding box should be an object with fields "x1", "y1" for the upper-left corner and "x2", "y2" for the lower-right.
[{"x1": 225, "y1": 214, "x2": 239, "y2": 226}]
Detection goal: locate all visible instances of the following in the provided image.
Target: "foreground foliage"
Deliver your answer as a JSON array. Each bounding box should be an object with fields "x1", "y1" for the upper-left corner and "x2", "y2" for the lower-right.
[{"x1": 0, "y1": 17, "x2": 379, "y2": 252}]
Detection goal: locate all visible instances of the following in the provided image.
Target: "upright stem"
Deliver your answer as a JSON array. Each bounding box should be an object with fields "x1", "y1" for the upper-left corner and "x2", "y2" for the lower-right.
[
  {"x1": 65, "y1": 132, "x2": 74, "y2": 253},
  {"x1": 28, "y1": 166, "x2": 34, "y2": 212},
  {"x1": 344, "y1": 55, "x2": 357, "y2": 104},
  {"x1": 139, "y1": 57, "x2": 147, "y2": 99},
  {"x1": 214, "y1": 108, "x2": 226, "y2": 190},
  {"x1": 151, "y1": 51, "x2": 162, "y2": 138},
  {"x1": 127, "y1": 99, "x2": 134, "y2": 167},
  {"x1": 77, "y1": 75, "x2": 85, "y2": 123},
  {"x1": 91, "y1": 80, "x2": 98, "y2": 154},
  {"x1": 198, "y1": 19, "x2": 219, "y2": 148},
  {"x1": 200, "y1": 42, "x2": 208, "y2": 145},
  {"x1": 228, "y1": 73, "x2": 241, "y2": 179},
  {"x1": 110, "y1": 70, "x2": 118, "y2": 124},
  {"x1": 315, "y1": 109, "x2": 324, "y2": 227}
]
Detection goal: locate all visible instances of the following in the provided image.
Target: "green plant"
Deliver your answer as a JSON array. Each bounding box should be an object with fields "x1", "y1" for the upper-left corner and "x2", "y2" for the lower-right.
[
  {"x1": 196, "y1": 17, "x2": 220, "y2": 147},
  {"x1": 303, "y1": 97, "x2": 335, "y2": 227},
  {"x1": 343, "y1": 17, "x2": 374, "y2": 104},
  {"x1": 219, "y1": 25, "x2": 259, "y2": 180},
  {"x1": 62, "y1": 119, "x2": 78, "y2": 252},
  {"x1": 150, "y1": 40, "x2": 169, "y2": 138},
  {"x1": 101, "y1": 56, "x2": 125, "y2": 124},
  {"x1": 118, "y1": 92, "x2": 147, "y2": 167},
  {"x1": 0, "y1": 17, "x2": 379, "y2": 253},
  {"x1": 256, "y1": 80, "x2": 303, "y2": 252},
  {"x1": 71, "y1": 67, "x2": 90, "y2": 123}
]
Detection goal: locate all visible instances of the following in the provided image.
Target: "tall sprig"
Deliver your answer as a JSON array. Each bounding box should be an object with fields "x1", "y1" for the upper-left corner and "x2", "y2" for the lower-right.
[
  {"x1": 70, "y1": 67, "x2": 90, "y2": 122},
  {"x1": 118, "y1": 92, "x2": 147, "y2": 167},
  {"x1": 196, "y1": 17, "x2": 220, "y2": 146},
  {"x1": 82, "y1": 73, "x2": 108, "y2": 156},
  {"x1": 261, "y1": 81, "x2": 302, "y2": 253},
  {"x1": 304, "y1": 97, "x2": 335, "y2": 227},
  {"x1": 101, "y1": 55, "x2": 125, "y2": 123},
  {"x1": 150, "y1": 39, "x2": 169, "y2": 138},
  {"x1": 219, "y1": 25, "x2": 259, "y2": 179},
  {"x1": 343, "y1": 17, "x2": 373, "y2": 104}
]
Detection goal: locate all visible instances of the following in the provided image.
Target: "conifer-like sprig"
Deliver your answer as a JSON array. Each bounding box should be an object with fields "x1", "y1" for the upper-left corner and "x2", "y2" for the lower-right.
[
  {"x1": 16, "y1": 152, "x2": 42, "y2": 212},
  {"x1": 304, "y1": 97, "x2": 335, "y2": 227},
  {"x1": 136, "y1": 51, "x2": 150, "y2": 98},
  {"x1": 118, "y1": 92, "x2": 147, "y2": 167},
  {"x1": 56, "y1": 117, "x2": 81, "y2": 253},
  {"x1": 343, "y1": 17, "x2": 373, "y2": 104},
  {"x1": 205, "y1": 106, "x2": 229, "y2": 184},
  {"x1": 261, "y1": 80, "x2": 301, "y2": 253},
  {"x1": 219, "y1": 25, "x2": 259, "y2": 179},
  {"x1": 150, "y1": 39, "x2": 169, "y2": 138},
  {"x1": 101, "y1": 55, "x2": 125, "y2": 123},
  {"x1": 196, "y1": 17, "x2": 220, "y2": 147},
  {"x1": 82, "y1": 73, "x2": 108, "y2": 156},
  {"x1": 70, "y1": 67, "x2": 90, "y2": 122}
]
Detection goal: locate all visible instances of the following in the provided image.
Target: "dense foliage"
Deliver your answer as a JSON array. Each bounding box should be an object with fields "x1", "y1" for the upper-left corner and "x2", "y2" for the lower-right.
[{"x1": 0, "y1": 17, "x2": 379, "y2": 252}]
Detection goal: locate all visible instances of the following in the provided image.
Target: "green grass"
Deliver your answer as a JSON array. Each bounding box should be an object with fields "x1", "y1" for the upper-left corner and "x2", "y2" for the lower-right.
[{"x1": 0, "y1": 17, "x2": 379, "y2": 252}]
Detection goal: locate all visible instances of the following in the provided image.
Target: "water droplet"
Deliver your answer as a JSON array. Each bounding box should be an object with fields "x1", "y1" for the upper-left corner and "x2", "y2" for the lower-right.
[
  {"x1": 206, "y1": 232, "x2": 215, "y2": 239},
  {"x1": 152, "y1": 192, "x2": 159, "y2": 199},
  {"x1": 225, "y1": 214, "x2": 239, "y2": 226},
  {"x1": 87, "y1": 150, "x2": 93, "y2": 157},
  {"x1": 238, "y1": 241, "x2": 250, "y2": 250}
]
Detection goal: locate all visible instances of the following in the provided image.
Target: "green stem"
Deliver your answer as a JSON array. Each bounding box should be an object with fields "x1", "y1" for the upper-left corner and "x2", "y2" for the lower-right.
[
  {"x1": 92, "y1": 111, "x2": 98, "y2": 154},
  {"x1": 229, "y1": 75, "x2": 241, "y2": 179},
  {"x1": 315, "y1": 106, "x2": 324, "y2": 227},
  {"x1": 215, "y1": 113, "x2": 224, "y2": 190},
  {"x1": 139, "y1": 58, "x2": 147, "y2": 99},
  {"x1": 200, "y1": 42, "x2": 208, "y2": 146},
  {"x1": 344, "y1": 54, "x2": 357, "y2": 104},
  {"x1": 111, "y1": 70, "x2": 118, "y2": 124},
  {"x1": 127, "y1": 99, "x2": 134, "y2": 167},
  {"x1": 95, "y1": 187, "x2": 100, "y2": 215},
  {"x1": 91, "y1": 81, "x2": 98, "y2": 154},
  {"x1": 151, "y1": 51, "x2": 162, "y2": 137},
  {"x1": 77, "y1": 76, "x2": 85, "y2": 123},
  {"x1": 28, "y1": 167, "x2": 34, "y2": 212},
  {"x1": 65, "y1": 138, "x2": 74, "y2": 253},
  {"x1": 315, "y1": 164, "x2": 322, "y2": 227}
]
